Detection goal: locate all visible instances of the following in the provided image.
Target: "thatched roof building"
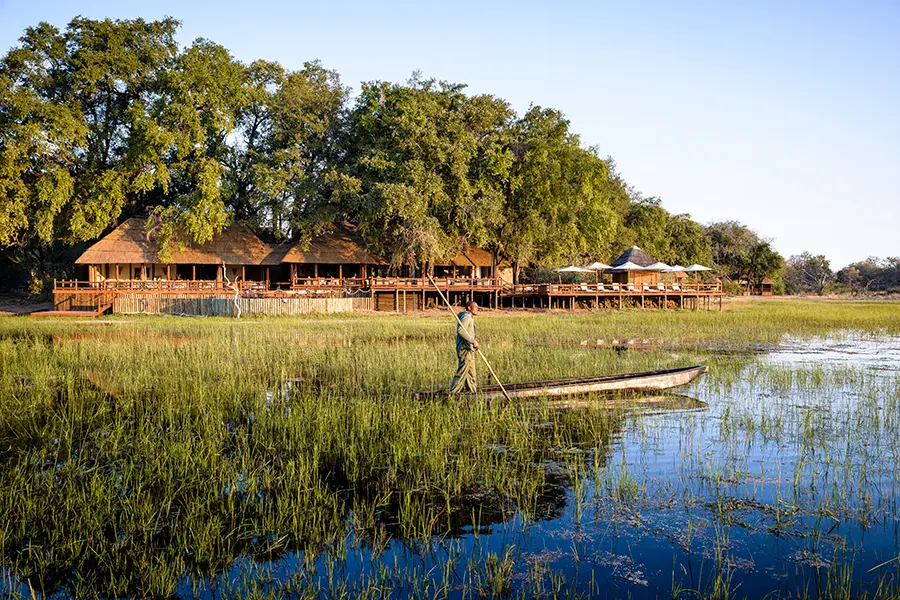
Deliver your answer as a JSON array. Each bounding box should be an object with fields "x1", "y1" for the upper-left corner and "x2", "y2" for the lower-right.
[
  {"x1": 76, "y1": 217, "x2": 280, "y2": 266},
  {"x1": 281, "y1": 223, "x2": 386, "y2": 265}
]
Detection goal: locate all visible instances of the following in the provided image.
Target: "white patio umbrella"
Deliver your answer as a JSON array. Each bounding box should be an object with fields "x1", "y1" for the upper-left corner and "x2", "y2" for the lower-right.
[
  {"x1": 662, "y1": 265, "x2": 687, "y2": 272},
  {"x1": 683, "y1": 263, "x2": 713, "y2": 283},
  {"x1": 554, "y1": 265, "x2": 592, "y2": 283},
  {"x1": 585, "y1": 262, "x2": 612, "y2": 282},
  {"x1": 585, "y1": 262, "x2": 612, "y2": 271},
  {"x1": 606, "y1": 261, "x2": 645, "y2": 272},
  {"x1": 554, "y1": 265, "x2": 593, "y2": 273},
  {"x1": 644, "y1": 262, "x2": 671, "y2": 271},
  {"x1": 684, "y1": 264, "x2": 713, "y2": 272}
]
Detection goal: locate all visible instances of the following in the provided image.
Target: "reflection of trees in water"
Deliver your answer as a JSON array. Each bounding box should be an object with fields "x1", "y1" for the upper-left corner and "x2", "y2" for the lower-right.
[{"x1": 0, "y1": 379, "x2": 704, "y2": 598}]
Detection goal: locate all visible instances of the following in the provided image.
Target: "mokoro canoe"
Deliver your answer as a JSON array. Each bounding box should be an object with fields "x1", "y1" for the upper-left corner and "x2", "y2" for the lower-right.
[{"x1": 416, "y1": 365, "x2": 707, "y2": 400}]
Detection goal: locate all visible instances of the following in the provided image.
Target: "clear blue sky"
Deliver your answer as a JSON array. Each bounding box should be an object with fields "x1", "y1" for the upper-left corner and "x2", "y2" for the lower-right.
[{"x1": 2, "y1": 0, "x2": 898, "y2": 268}]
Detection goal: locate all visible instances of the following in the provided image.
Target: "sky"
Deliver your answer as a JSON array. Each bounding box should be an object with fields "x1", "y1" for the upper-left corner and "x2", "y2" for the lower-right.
[{"x1": 1, "y1": 0, "x2": 897, "y2": 268}]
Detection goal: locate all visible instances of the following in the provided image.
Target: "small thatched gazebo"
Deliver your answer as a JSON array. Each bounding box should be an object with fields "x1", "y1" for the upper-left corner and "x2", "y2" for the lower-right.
[
  {"x1": 607, "y1": 246, "x2": 660, "y2": 286},
  {"x1": 75, "y1": 217, "x2": 281, "y2": 283}
]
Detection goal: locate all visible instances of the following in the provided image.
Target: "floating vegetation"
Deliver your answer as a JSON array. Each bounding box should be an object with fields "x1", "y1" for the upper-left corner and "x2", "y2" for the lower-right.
[{"x1": 0, "y1": 300, "x2": 898, "y2": 598}]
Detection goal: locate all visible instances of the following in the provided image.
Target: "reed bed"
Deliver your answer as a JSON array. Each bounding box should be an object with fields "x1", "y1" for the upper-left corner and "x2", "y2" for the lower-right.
[{"x1": 0, "y1": 300, "x2": 898, "y2": 598}]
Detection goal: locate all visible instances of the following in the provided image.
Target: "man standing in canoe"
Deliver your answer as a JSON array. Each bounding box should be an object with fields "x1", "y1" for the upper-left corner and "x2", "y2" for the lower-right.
[{"x1": 449, "y1": 300, "x2": 479, "y2": 394}]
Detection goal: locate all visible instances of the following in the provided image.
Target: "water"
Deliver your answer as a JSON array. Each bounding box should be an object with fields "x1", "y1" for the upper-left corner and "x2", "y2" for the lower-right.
[{"x1": 3, "y1": 333, "x2": 899, "y2": 598}]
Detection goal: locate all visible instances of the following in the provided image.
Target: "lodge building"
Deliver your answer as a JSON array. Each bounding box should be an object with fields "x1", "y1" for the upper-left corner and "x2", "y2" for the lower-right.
[{"x1": 50, "y1": 218, "x2": 722, "y2": 315}]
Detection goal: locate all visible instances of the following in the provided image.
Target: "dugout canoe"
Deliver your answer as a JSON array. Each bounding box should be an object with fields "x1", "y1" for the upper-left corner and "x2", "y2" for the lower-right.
[{"x1": 416, "y1": 365, "x2": 707, "y2": 400}]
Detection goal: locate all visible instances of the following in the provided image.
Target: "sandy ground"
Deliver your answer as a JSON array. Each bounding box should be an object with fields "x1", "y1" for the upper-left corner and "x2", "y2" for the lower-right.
[{"x1": 0, "y1": 293, "x2": 52, "y2": 316}]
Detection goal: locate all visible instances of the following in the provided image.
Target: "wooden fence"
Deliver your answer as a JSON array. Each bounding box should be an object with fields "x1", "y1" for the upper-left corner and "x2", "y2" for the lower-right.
[{"x1": 113, "y1": 294, "x2": 370, "y2": 316}]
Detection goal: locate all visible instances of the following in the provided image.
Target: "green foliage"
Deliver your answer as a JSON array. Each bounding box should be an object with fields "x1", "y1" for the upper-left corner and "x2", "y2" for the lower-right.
[
  {"x1": 837, "y1": 257, "x2": 900, "y2": 293},
  {"x1": 618, "y1": 196, "x2": 712, "y2": 266},
  {"x1": 704, "y1": 221, "x2": 784, "y2": 289},
  {"x1": 784, "y1": 252, "x2": 833, "y2": 295},
  {"x1": 498, "y1": 109, "x2": 625, "y2": 277},
  {"x1": 343, "y1": 77, "x2": 518, "y2": 268}
]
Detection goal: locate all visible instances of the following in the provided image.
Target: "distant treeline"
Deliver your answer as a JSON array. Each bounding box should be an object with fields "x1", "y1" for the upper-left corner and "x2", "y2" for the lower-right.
[
  {"x1": 0, "y1": 17, "x2": 886, "y2": 296},
  {"x1": 783, "y1": 254, "x2": 900, "y2": 296}
]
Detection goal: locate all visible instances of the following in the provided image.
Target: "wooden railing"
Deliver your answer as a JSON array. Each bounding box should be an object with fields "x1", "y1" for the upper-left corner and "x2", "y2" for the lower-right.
[
  {"x1": 55, "y1": 279, "x2": 241, "y2": 292},
  {"x1": 292, "y1": 277, "x2": 501, "y2": 289},
  {"x1": 509, "y1": 282, "x2": 723, "y2": 295},
  {"x1": 56, "y1": 278, "x2": 718, "y2": 297}
]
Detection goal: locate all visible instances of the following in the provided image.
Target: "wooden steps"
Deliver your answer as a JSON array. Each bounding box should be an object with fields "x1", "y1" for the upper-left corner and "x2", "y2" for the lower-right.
[{"x1": 32, "y1": 304, "x2": 112, "y2": 317}]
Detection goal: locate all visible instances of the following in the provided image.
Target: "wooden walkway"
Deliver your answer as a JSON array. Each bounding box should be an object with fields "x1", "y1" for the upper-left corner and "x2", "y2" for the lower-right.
[{"x1": 31, "y1": 304, "x2": 112, "y2": 317}]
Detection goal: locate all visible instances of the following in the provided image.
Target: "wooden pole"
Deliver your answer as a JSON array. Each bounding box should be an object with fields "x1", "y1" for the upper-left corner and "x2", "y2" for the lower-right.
[{"x1": 428, "y1": 275, "x2": 511, "y2": 402}]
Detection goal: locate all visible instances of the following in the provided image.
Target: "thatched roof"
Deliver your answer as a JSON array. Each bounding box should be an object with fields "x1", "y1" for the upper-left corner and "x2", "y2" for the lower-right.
[
  {"x1": 611, "y1": 246, "x2": 657, "y2": 268},
  {"x1": 450, "y1": 247, "x2": 490, "y2": 268},
  {"x1": 76, "y1": 218, "x2": 280, "y2": 265},
  {"x1": 445, "y1": 247, "x2": 510, "y2": 268},
  {"x1": 281, "y1": 223, "x2": 387, "y2": 265}
]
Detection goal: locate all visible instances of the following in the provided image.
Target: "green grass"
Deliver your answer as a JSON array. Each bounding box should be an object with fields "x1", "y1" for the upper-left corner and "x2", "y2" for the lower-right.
[{"x1": 0, "y1": 299, "x2": 897, "y2": 598}]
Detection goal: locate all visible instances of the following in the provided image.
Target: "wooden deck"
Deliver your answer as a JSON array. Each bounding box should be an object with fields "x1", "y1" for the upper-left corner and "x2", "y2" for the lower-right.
[
  {"x1": 53, "y1": 278, "x2": 723, "y2": 313},
  {"x1": 503, "y1": 282, "x2": 723, "y2": 310}
]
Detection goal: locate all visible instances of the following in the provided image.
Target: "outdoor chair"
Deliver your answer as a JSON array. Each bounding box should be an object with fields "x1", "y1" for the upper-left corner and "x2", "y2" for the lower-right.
[
  {"x1": 657, "y1": 284, "x2": 665, "y2": 291},
  {"x1": 672, "y1": 284, "x2": 681, "y2": 292},
  {"x1": 626, "y1": 284, "x2": 636, "y2": 292},
  {"x1": 597, "y1": 284, "x2": 606, "y2": 292},
  {"x1": 580, "y1": 284, "x2": 590, "y2": 292}
]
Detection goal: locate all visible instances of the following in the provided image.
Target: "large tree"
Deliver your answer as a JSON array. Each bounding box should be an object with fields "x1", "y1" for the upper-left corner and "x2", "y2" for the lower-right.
[
  {"x1": 1, "y1": 18, "x2": 182, "y2": 288},
  {"x1": 222, "y1": 60, "x2": 347, "y2": 241},
  {"x1": 497, "y1": 107, "x2": 624, "y2": 280},
  {"x1": 617, "y1": 196, "x2": 711, "y2": 266},
  {"x1": 343, "y1": 76, "x2": 508, "y2": 269},
  {"x1": 783, "y1": 252, "x2": 833, "y2": 294},
  {"x1": 704, "y1": 221, "x2": 784, "y2": 291},
  {"x1": 0, "y1": 17, "x2": 257, "y2": 279}
]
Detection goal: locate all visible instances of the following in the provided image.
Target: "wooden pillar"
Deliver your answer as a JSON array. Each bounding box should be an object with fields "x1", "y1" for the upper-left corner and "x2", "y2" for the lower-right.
[
  {"x1": 314, "y1": 263, "x2": 318, "y2": 278},
  {"x1": 167, "y1": 264, "x2": 172, "y2": 281},
  {"x1": 192, "y1": 265, "x2": 196, "y2": 280},
  {"x1": 403, "y1": 289, "x2": 407, "y2": 313},
  {"x1": 663, "y1": 294, "x2": 667, "y2": 309},
  {"x1": 395, "y1": 288, "x2": 399, "y2": 311},
  {"x1": 266, "y1": 266, "x2": 270, "y2": 284},
  {"x1": 115, "y1": 264, "x2": 120, "y2": 281},
  {"x1": 640, "y1": 294, "x2": 644, "y2": 309},
  {"x1": 338, "y1": 264, "x2": 343, "y2": 281}
]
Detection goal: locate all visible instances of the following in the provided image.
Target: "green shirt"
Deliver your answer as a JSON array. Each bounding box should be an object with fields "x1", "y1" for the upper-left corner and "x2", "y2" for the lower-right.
[{"x1": 456, "y1": 310, "x2": 476, "y2": 352}]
